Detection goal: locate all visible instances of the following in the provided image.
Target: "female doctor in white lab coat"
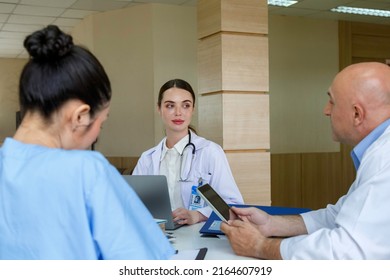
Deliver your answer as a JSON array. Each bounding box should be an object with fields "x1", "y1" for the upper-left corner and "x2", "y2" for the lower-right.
[{"x1": 133, "y1": 79, "x2": 244, "y2": 225}]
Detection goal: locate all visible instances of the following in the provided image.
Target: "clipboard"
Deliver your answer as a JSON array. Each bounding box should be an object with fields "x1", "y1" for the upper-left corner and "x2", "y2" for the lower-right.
[{"x1": 200, "y1": 204, "x2": 311, "y2": 236}]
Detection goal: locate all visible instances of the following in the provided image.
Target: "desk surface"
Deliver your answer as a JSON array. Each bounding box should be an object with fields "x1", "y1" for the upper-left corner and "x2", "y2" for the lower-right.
[{"x1": 169, "y1": 222, "x2": 254, "y2": 260}]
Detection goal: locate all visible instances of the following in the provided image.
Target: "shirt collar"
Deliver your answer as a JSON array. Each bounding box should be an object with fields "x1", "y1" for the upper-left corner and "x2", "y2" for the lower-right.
[
  {"x1": 351, "y1": 118, "x2": 390, "y2": 170},
  {"x1": 175, "y1": 134, "x2": 190, "y2": 155},
  {"x1": 160, "y1": 134, "x2": 190, "y2": 161}
]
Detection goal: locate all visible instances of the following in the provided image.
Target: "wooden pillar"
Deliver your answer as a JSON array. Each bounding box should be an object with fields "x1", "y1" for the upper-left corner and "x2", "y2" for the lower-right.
[{"x1": 197, "y1": 0, "x2": 270, "y2": 205}]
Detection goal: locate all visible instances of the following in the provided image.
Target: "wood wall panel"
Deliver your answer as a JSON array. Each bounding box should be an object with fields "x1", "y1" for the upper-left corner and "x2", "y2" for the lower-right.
[
  {"x1": 198, "y1": 33, "x2": 269, "y2": 93},
  {"x1": 221, "y1": 0, "x2": 268, "y2": 34},
  {"x1": 271, "y1": 152, "x2": 349, "y2": 210},
  {"x1": 338, "y1": 21, "x2": 352, "y2": 68},
  {"x1": 227, "y1": 151, "x2": 271, "y2": 205},
  {"x1": 271, "y1": 154, "x2": 302, "y2": 207},
  {"x1": 106, "y1": 156, "x2": 139, "y2": 174},
  {"x1": 197, "y1": 0, "x2": 221, "y2": 39},
  {"x1": 351, "y1": 22, "x2": 390, "y2": 36},
  {"x1": 301, "y1": 152, "x2": 343, "y2": 210},
  {"x1": 223, "y1": 93, "x2": 269, "y2": 149},
  {"x1": 198, "y1": 34, "x2": 222, "y2": 93},
  {"x1": 198, "y1": 0, "x2": 270, "y2": 206},
  {"x1": 198, "y1": 93, "x2": 223, "y2": 145},
  {"x1": 197, "y1": 0, "x2": 268, "y2": 39},
  {"x1": 340, "y1": 20, "x2": 390, "y2": 65},
  {"x1": 106, "y1": 156, "x2": 123, "y2": 168},
  {"x1": 222, "y1": 34, "x2": 269, "y2": 91},
  {"x1": 352, "y1": 35, "x2": 390, "y2": 58}
]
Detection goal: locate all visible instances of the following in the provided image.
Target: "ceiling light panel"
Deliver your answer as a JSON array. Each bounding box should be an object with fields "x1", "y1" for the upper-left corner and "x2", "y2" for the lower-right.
[
  {"x1": 268, "y1": 0, "x2": 298, "y2": 7},
  {"x1": 331, "y1": 6, "x2": 390, "y2": 17}
]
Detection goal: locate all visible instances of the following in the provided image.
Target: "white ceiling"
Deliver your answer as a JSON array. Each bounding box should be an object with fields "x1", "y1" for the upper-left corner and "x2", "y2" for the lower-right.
[{"x1": 0, "y1": 0, "x2": 389, "y2": 59}]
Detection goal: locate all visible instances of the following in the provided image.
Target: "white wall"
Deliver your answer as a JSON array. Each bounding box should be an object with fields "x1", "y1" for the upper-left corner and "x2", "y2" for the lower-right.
[
  {"x1": 269, "y1": 15, "x2": 340, "y2": 154},
  {"x1": 151, "y1": 4, "x2": 197, "y2": 144}
]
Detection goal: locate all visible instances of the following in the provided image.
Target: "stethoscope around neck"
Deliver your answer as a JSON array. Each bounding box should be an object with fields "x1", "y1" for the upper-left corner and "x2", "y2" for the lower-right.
[
  {"x1": 161, "y1": 130, "x2": 196, "y2": 182},
  {"x1": 179, "y1": 130, "x2": 196, "y2": 182}
]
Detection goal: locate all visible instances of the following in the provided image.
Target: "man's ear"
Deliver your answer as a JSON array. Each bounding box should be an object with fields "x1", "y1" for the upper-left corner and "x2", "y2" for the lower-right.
[
  {"x1": 353, "y1": 104, "x2": 364, "y2": 126},
  {"x1": 71, "y1": 104, "x2": 91, "y2": 130}
]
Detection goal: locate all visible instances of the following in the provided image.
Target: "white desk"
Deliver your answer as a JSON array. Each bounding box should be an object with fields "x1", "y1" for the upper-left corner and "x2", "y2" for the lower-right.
[{"x1": 168, "y1": 222, "x2": 254, "y2": 260}]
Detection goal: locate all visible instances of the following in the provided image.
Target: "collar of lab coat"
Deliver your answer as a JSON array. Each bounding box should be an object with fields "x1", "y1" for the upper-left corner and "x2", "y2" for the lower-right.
[
  {"x1": 150, "y1": 130, "x2": 210, "y2": 172},
  {"x1": 160, "y1": 134, "x2": 189, "y2": 162}
]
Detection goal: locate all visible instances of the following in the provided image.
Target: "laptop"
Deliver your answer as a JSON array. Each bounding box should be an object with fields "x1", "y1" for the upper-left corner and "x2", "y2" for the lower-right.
[{"x1": 122, "y1": 175, "x2": 182, "y2": 230}]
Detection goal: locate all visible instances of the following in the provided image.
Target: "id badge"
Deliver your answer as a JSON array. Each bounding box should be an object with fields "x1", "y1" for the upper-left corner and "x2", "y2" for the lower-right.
[{"x1": 189, "y1": 185, "x2": 204, "y2": 210}]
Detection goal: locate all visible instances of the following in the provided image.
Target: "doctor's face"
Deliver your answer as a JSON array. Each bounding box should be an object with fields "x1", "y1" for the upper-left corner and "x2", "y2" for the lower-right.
[
  {"x1": 323, "y1": 77, "x2": 355, "y2": 146},
  {"x1": 158, "y1": 87, "x2": 194, "y2": 135}
]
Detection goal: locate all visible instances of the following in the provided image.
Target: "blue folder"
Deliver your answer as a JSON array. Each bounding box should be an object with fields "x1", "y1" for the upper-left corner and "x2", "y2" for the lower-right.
[{"x1": 199, "y1": 204, "x2": 311, "y2": 236}]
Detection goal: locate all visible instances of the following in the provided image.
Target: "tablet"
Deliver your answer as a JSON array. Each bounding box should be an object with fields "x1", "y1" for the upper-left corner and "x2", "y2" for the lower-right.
[{"x1": 197, "y1": 184, "x2": 231, "y2": 222}]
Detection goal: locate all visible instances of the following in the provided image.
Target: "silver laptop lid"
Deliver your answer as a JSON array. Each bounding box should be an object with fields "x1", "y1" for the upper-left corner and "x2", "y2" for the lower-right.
[{"x1": 122, "y1": 175, "x2": 182, "y2": 230}]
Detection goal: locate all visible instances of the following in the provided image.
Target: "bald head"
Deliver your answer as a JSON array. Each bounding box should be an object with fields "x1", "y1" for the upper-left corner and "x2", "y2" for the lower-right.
[
  {"x1": 336, "y1": 62, "x2": 390, "y2": 107},
  {"x1": 325, "y1": 62, "x2": 390, "y2": 146}
]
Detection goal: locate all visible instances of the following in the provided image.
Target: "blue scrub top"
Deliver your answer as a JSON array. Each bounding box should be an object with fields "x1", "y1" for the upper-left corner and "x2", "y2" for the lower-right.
[{"x1": 0, "y1": 138, "x2": 175, "y2": 260}]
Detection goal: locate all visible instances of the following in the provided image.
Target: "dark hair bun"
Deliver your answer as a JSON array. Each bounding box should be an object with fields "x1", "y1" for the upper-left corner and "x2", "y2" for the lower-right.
[{"x1": 24, "y1": 25, "x2": 74, "y2": 60}]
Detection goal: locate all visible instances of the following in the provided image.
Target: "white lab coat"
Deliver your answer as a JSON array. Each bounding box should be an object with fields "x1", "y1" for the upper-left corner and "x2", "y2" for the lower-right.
[
  {"x1": 133, "y1": 131, "x2": 244, "y2": 217},
  {"x1": 281, "y1": 125, "x2": 390, "y2": 259}
]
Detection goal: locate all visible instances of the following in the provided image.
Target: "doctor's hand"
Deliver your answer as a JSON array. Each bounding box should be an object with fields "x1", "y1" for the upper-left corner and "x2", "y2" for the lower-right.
[
  {"x1": 172, "y1": 208, "x2": 207, "y2": 225},
  {"x1": 230, "y1": 206, "x2": 273, "y2": 237},
  {"x1": 220, "y1": 217, "x2": 282, "y2": 260}
]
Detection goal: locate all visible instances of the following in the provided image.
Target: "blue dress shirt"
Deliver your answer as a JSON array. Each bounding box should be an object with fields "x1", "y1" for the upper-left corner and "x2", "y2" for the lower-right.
[{"x1": 351, "y1": 118, "x2": 390, "y2": 170}]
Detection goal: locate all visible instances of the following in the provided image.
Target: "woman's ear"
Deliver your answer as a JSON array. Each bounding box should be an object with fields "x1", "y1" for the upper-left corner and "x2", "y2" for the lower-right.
[{"x1": 71, "y1": 104, "x2": 91, "y2": 131}]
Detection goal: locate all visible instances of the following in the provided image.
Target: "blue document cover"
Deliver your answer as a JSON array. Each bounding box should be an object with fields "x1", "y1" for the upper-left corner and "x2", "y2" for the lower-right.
[{"x1": 199, "y1": 204, "x2": 311, "y2": 236}]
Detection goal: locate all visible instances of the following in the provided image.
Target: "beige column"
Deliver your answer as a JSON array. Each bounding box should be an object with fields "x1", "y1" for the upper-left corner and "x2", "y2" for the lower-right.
[{"x1": 197, "y1": 0, "x2": 270, "y2": 205}]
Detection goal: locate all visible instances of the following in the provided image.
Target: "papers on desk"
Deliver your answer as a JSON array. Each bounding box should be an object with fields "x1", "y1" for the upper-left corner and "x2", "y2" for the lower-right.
[
  {"x1": 208, "y1": 220, "x2": 222, "y2": 231},
  {"x1": 170, "y1": 248, "x2": 208, "y2": 260}
]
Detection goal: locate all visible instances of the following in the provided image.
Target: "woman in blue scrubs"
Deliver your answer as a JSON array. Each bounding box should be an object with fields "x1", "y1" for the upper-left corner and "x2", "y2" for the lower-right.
[{"x1": 0, "y1": 25, "x2": 174, "y2": 260}]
